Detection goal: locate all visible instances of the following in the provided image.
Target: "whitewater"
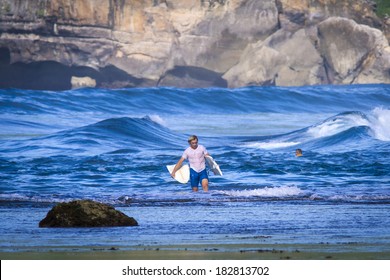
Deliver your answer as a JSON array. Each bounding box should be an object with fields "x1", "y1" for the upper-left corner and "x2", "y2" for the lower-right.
[{"x1": 0, "y1": 84, "x2": 389, "y2": 254}]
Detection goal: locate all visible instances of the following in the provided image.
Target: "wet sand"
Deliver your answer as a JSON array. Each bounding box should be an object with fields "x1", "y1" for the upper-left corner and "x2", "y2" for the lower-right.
[{"x1": 1, "y1": 243, "x2": 389, "y2": 260}]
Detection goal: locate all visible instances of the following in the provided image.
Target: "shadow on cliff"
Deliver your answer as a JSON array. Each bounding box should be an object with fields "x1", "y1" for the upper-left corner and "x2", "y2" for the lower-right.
[
  {"x1": 0, "y1": 46, "x2": 228, "y2": 90},
  {"x1": 0, "y1": 47, "x2": 149, "y2": 90},
  {"x1": 158, "y1": 66, "x2": 227, "y2": 88}
]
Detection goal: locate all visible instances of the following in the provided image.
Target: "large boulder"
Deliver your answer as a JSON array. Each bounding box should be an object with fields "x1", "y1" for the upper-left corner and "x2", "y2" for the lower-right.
[
  {"x1": 318, "y1": 17, "x2": 390, "y2": 84},
  {"x1": 39, "y1": 200, "x2": 138, "y2": 227},
  {"x1": 223, "y1": 28, "x2": 326, "y2": 87},
  {"x1": 224, "y1": 16, "x2": 390, "y2": 87}
]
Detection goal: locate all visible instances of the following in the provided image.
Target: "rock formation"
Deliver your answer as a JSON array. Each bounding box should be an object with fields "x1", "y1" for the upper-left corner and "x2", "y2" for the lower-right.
[
  {"x1": 39, "y1": 199, "x2": 138, "y2": 227},
  {"x1": 0, "y1": 0, "x2": 389, "y2": 89}
]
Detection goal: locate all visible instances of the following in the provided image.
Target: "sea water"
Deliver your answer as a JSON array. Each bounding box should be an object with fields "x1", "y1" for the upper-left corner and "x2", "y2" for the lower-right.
[{"x1": 0, "y1": 84, "x2": 389, "y2": 253}]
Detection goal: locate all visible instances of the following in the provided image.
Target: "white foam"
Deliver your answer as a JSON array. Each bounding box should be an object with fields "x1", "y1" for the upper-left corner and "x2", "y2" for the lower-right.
[
  {"x1": 370, "y1": 107, "x2": 390, "y2": 141},
  {"x1": 245, "y1": 141, "x2": 300, "y2": 150},
  {"x1": 307, "y1": 112, "x2": 370, "y2": 139},
  {"x1": 218, "y1": 186, "x2": 303, "y2": 197},
  {"x1": 149, "y1": 114, "x2": 166, "y2": 126}
]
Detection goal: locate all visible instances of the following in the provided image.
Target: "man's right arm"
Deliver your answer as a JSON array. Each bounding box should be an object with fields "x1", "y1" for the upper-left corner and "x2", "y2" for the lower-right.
[{"x1": 171, "y1": 157, "x2": 185, "y2": 177}]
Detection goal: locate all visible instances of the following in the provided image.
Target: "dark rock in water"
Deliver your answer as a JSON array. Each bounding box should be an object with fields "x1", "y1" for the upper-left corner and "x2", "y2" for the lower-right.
[
  {"x1": 158, "y1": 66, "x2": 228, "y2": 88},
  {"x1": 39, "y1": 200, "x2": 138, "y2": 228}
]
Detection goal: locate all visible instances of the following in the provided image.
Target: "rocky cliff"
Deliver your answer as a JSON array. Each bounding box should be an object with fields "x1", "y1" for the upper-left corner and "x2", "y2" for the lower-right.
[{"x1": 0, "y1": 0, "x2": 389, "y2": 90}]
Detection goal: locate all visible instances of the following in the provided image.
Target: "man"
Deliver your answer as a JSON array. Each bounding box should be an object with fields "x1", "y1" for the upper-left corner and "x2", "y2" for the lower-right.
[
  {"x1": 171, "y1": 135, "x2": 210, "y2": 192},
  {"x1": 295, "y1": 148, "x2": 303, "y2": 157}
]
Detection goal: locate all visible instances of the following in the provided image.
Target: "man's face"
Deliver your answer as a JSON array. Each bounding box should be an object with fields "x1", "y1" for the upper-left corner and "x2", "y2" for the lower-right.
[{"x1": 190, "y1": 140, "x2": 198, "y2": 149}]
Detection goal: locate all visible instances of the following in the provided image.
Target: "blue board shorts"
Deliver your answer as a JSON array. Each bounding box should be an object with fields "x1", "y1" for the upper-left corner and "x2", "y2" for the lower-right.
[{"x1": 190, "y1": 168, "x2": 208, "y2": 187}]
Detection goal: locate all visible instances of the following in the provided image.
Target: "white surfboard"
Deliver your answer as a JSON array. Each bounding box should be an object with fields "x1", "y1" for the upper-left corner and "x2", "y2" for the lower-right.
[
  {"x1": 166, "y1": 164, "x2": 190, "y2": 184},
  {"x1": 205, "y1": 155, "x2": 223, "y2": 176}
]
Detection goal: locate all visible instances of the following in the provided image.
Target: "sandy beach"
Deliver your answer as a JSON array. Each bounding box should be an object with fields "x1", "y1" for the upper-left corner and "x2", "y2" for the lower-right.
[{"x1": 1, "y1": 243, "x2": 389, "y2": 260}]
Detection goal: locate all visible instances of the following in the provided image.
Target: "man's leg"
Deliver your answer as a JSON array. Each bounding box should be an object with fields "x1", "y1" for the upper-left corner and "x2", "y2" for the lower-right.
[
  {"x1": 201, "y1": 178, "x2": 209, "y2": 192},
  {"x1": 190, "y1": 168, "x2": 200, "y2": 192},
  {"x1": 200, "y1": 169, "x2": 209, "y2": 192}
]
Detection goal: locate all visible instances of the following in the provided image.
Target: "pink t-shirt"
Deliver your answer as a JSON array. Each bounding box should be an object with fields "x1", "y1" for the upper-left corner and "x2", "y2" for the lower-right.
[{"x1": 182, "y1": 144, "x2": 208, "y2": 172}]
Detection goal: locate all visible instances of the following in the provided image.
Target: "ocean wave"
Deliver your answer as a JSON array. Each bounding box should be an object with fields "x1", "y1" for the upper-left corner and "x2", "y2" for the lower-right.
[
  {"x1": 76, "y1": 116, "x2": 178, "y2": 144},
  {"x1": 58, "y1": 115, "x2": 184, "y2": 151},
  {"x1": 242, "y1": 109, "x2": 388, "y2": 151},
  {"x1": 216, "y1": 186, "x2": 304, "y2": 197},
  {"x1": 2, "y1": 188, "x2": 390, "y2": 206},
  {"x1": 307, "y1": 111, "x2": 370, "y2": 138},
  {"x1": 2, "y1": 84, "x2": 389, "y2": 117},
  {"x1": 309, "y1": 193, "x2": 390, "y2": 203},
  {"x1": 244, "y1": 141, "x2": 301, "y2": 149},
  {"x1": 0, "y1": 116, "x2": 183, "y2": 157}
]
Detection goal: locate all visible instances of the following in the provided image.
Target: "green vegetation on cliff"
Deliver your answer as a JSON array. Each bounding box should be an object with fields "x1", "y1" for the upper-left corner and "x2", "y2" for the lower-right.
[{"x1": 374, "y1": 0, "x2": 390, "y2": 17}]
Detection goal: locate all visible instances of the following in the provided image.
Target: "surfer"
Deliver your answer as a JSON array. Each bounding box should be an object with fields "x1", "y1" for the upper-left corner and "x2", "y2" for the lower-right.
[
  {"x1": 171, "y1": 135, "x2": 210, "y2": 192},
  {"x1": 295, "y1": 149, "x2": 303, "y2": 157}
]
